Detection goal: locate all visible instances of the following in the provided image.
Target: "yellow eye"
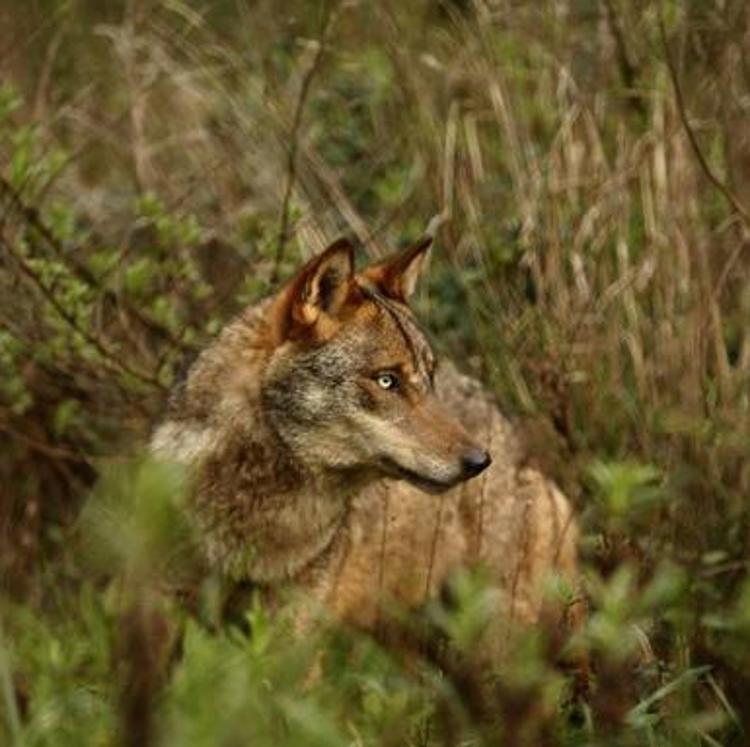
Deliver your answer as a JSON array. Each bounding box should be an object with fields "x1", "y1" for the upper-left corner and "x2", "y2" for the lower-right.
[{"x1": 375, "y1": 372, "x2": 399, "y2": 390}]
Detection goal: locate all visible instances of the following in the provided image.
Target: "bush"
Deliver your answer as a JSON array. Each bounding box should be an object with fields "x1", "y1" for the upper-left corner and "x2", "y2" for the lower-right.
[{"x1": 1, "y1": 1, "x2": 748, "y2": 744}]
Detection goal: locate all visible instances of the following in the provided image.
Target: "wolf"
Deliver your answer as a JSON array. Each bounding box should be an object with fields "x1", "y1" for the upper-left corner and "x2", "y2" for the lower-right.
[{"x1": 150, "y1": 236, "x2": 581, "y2": 661}]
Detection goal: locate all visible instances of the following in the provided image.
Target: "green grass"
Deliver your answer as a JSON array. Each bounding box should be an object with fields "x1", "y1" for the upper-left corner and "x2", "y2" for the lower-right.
[{"x1": 1, "y1": 0, "x2": 749, "y2": 744}]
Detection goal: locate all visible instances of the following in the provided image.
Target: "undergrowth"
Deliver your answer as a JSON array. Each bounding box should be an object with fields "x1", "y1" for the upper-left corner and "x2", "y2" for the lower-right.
[{"x1": 1, "y1": 1, "x2": 749, "y2": 745}]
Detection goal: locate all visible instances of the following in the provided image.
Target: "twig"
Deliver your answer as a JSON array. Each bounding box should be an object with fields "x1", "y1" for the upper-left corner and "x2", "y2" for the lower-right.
[
  {"x1": 298, "y1": 141, "x2": 380, "y2": 255},
  {"x1": 602, "y1": 0, "x2": 646, "y2": 117},
  {"x1": 0, "y1": 417, "x2": 88, "y2": 463},
  {"x1": 272, "y1": 3, "x2": 340, "y2": 280},
  {"x1": 33, "y1": 25, "x2": 66, "y2": 121},
  {"x1": 0, "y1": 236, "x2": 164, "y2": 390},
  {"x1": 0, "y1": 175, "x2": 100, "y2": 285},
  {"x1": 658, "y1": 9, "x2": 750, "y2": 226},
  {"x1": 713, "y1": 234, "x2": 749, "y2": 304},
  {"x1": 0, "y1": 175, "x2": 189, "y2": 353}
]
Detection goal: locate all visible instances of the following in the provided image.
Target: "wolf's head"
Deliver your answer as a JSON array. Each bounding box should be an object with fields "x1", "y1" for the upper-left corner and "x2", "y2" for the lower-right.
[{"x1": 261, "y1": 238, "x2": 491, "y2": 493}]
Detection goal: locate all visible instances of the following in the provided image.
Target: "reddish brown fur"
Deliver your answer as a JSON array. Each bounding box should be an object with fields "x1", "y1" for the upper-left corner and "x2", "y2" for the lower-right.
[{"x1": 151, "y1": 238, "x2": 582, "y2": 665}]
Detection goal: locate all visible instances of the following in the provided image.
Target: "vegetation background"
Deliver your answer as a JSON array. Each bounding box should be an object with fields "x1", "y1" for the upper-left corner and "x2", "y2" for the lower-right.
[{"x1": 1, "y1": 0, "x2": 749, "y2": 745}]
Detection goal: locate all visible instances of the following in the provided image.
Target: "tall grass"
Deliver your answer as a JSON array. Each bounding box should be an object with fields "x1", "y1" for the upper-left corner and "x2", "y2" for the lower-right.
[{"x1": 1, "y1": 1, "x2": 749, "y2": 744}]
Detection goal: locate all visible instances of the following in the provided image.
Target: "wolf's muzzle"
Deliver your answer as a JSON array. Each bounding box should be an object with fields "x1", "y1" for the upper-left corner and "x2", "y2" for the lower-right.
[{"x1": 460, "y1": 449, "x2": 492, "y2": 479}]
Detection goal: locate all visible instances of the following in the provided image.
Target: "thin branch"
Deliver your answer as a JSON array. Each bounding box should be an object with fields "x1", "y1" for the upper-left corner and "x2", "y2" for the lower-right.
[
  {"x1": 0, "y1": 175, "x2": 190, "y2": 353},
  {"x1": 0, "y1": 236, "x2": 165, "y2": 390},
  {"x1": 0, "y1": 418, "x2": 88, "y2": 463},
  {"x1": 272, "y1": 3, "x2": 340, "y2": 281},
  {"x1": 658, "y1": 9, "x2": 750, "y2": 226},
  {"x1": 713, "y1": 233, "x2": 749, "y2": 304},
  {"x1": 0, "y1": 175, "x2": 99, "y2": 284},
  {"x1": 602, "y1": 0, "x2": 646, "y2": 117}
]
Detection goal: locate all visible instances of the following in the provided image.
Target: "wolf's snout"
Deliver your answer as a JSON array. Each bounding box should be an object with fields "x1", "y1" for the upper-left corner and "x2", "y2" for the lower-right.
[{"x1": 460, "y1": 449, "x2": 492, "y2": 479}]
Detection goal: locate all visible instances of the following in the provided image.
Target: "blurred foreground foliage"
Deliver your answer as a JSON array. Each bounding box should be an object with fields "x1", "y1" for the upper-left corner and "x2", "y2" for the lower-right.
[{"x1": 1, "y1": 0, "x2": 749, "y2": 745}]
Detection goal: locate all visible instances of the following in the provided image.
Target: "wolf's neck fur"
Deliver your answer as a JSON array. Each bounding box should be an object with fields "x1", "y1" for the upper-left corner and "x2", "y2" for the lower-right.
[{"x1": 150, "y1": 302, "x2": 357, "y2": 583}]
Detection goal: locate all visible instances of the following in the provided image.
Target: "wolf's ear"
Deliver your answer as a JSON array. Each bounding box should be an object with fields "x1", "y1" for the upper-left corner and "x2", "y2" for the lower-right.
[
  {"x1": 276, "y1": 238, "x2": 355, "y2": 339},
  {"x1": 360, "y1": 236, "x2": 432, "y2": 302}
]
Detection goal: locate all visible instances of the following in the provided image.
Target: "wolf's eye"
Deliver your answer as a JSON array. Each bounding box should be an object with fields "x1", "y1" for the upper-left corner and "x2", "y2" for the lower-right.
[{"x1": 375, "y1": 372, "x2": 399, "y2": 391}]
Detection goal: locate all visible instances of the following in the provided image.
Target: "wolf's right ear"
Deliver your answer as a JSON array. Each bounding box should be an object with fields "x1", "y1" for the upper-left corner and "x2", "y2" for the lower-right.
[{"x1": 274, "y1": 238, "x2": 355, "y2": 340}]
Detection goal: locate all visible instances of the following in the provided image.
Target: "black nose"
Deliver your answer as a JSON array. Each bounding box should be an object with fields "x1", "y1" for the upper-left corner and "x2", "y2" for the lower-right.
[{"x1": 461, "y1": 449, "x2": 492, "y2": 479}]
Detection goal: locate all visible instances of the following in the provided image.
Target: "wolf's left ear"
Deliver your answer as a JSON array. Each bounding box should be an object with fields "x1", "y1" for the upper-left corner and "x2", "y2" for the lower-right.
[
  {"x1": 360, "y1": 236, "x2": 433, "y2": 303},
  {"x1": 277, "y1": 238, "x2": 355, "y2": 338}
]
